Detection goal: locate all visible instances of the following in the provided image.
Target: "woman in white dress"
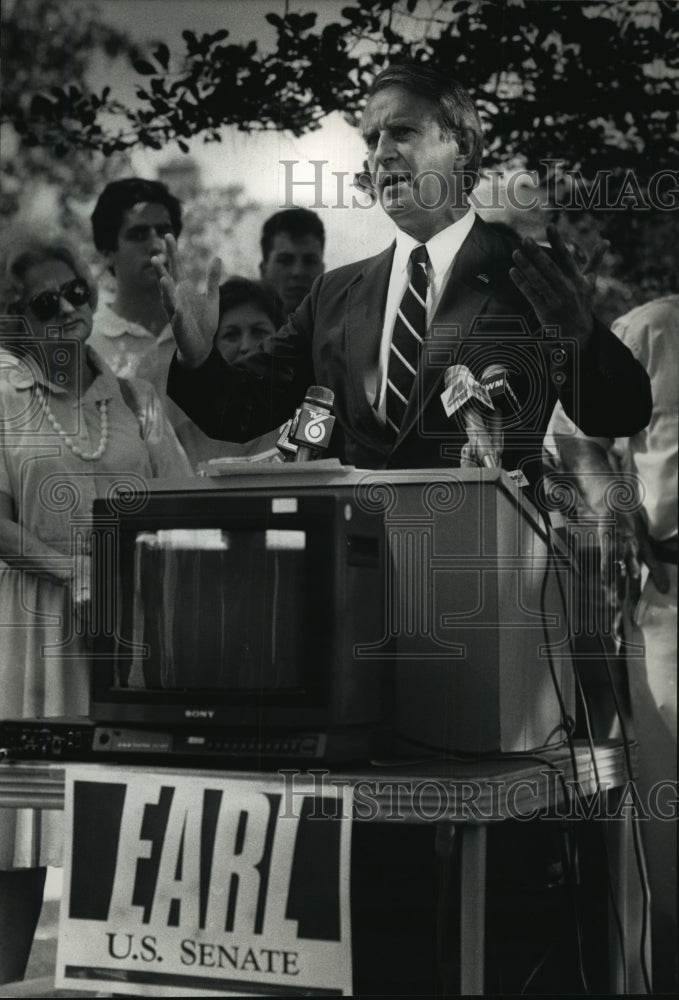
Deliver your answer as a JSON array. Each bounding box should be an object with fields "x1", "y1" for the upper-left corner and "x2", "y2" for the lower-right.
[{"x1": 0, "y1": 232, "x2": 193, "y2": 982}]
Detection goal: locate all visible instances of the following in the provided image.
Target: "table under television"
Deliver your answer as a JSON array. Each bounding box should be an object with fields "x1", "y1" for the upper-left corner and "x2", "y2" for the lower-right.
[{"x1": 0, "y1": 739, "x2": 648, "y2": 996}]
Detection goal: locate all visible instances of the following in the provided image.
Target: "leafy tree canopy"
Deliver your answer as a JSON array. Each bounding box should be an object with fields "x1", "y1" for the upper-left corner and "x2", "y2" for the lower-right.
[
  {"x1": 0, "y1": 0, "x2": 137, "y2": 221},
  {"x1": 3, "y1": 0, "x2": 678, "y2": 182}
]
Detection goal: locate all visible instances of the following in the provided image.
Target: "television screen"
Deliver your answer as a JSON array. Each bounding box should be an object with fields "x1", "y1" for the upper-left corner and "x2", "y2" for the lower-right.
[{"x1": 125, "y1": 528, "x2": 309, "y2": 692}]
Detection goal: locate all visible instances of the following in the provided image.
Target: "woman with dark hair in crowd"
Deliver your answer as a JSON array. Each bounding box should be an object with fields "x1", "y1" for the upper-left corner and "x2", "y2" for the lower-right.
[
  {"x1": 0, "y1": 231, "x2": 192, "y2": 982},
  {"x1": 214, "y1": 277, "x2": 283, "y2": 363},
  {"x1": 176, "y1": 277, "x2": 286, "y2": 466}
]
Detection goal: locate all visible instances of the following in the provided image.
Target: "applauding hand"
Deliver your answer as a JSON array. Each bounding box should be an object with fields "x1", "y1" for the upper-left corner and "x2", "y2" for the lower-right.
[
  {"x1": 510, "y1": 224, "x2": 609, "y2": 349},
  {"x1": 151, "y1": 235, "x2": 222, "y2": 369}
]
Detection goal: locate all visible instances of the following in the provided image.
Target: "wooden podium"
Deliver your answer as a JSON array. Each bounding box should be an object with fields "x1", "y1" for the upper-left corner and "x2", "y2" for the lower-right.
[{"x1": 351, "y1": 468, "x2": 575, "y2": 753}]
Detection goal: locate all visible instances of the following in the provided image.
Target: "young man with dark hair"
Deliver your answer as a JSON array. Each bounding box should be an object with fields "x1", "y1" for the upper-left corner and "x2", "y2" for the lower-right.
[
  {"x1": 88, "y1": 177, "x2": 188, "y2": 436},
  {"x1": 259, "y1": 208, "x2": 325, "y2": 316}
]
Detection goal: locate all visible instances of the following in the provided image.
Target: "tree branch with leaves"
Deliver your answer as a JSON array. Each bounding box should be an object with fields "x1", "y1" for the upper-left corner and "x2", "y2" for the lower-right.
[{"x1": 3, "y1": 0, "x2": 677, "y2": 186}]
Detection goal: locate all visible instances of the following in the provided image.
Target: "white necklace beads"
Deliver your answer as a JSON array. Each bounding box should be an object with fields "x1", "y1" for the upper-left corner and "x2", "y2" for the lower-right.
[{"x1": 34, "y1": 384, "x2": 109, "y2": 461}]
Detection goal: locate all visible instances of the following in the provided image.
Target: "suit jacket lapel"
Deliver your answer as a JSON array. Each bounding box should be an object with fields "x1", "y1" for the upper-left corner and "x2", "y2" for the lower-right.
[
  {"x1": 395, "y1": 219, "x2": 495, "y2": 447},
  {"x1": 344, "y1": 244, "x2": 394, "y2": 447}
]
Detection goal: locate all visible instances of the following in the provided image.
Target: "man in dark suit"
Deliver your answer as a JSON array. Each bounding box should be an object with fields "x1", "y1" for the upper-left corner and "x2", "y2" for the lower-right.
[
  {"x1": 154, "y1": 64, "x2": 653, "y2": 992},
  {"x1": 157, "y1": 63, "x2": 651, "y2": 484}
]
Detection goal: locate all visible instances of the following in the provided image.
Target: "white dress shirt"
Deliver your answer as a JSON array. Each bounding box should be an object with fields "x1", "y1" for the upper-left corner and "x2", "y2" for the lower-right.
[{"x1": 372, "y1": 207, "x2": 477, "y2": 421}]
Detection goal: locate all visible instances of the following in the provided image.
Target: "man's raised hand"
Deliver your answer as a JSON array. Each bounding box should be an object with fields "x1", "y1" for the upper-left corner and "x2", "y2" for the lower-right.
[
  {"x1": 509, "y1": 224, "x2": 609, "y2": 349},
  {"x1": 151, "y1": 234, "x2": 222, "y2": 370}
]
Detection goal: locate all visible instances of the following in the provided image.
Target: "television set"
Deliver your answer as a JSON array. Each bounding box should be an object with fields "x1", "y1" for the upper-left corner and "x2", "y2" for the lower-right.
[
  {"x1": 88, "y1": 464, "x2": 575, "y2": 763},
  {"x1": 89, "y1": 464, "x2": 389, "y2": 762}
]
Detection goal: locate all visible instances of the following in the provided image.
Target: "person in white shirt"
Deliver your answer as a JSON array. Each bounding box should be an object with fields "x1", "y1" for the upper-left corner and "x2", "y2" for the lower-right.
[{"x1": 88, "y1": 178, "x2": 191, "y2": 442}]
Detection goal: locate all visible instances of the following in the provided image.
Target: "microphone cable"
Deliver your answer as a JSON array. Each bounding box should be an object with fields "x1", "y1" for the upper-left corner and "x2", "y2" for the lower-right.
[{"x1": 546, "y1": 525, "x2": 651, "y2": 994}]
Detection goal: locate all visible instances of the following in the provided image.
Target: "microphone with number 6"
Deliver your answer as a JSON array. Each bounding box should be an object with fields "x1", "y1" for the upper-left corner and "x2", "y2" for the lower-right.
[
  {"x1": 440, "y1": 365, "x2": 497, "y2": 468},
  {"x1": 277, "y1": 386, "x2": 336, "y2": 462}
]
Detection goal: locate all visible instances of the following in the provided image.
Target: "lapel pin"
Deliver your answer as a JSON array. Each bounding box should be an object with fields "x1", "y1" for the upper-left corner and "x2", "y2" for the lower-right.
[{"x1": 476, "y1": 273, "x2": 490, "y2": 284}]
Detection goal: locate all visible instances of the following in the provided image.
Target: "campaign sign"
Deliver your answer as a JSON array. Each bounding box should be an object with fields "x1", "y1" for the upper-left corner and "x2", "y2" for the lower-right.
[{"x1": 56, "y1": 767, "x2": 353, "y2": 996}]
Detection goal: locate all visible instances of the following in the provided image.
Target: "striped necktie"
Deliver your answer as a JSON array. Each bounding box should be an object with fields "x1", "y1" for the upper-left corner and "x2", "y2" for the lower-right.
[{"x1": 386, "y1": 243, "x2": 430, "y2": 437}]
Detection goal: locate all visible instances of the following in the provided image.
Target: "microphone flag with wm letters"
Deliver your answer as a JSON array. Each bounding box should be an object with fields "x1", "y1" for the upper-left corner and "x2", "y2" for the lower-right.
[{"x1": 56, "y1": 766, "x2": 354, "y2": 997}]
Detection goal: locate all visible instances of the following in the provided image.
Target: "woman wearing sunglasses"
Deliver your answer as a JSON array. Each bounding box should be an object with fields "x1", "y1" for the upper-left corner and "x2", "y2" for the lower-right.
[{"x1": 0, "y1": 232, "x2": 192, "y2": 983}]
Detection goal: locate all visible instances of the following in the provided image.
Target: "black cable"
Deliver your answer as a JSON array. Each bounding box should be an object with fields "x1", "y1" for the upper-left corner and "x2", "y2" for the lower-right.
[
  {"x1": 568, "y1": 536, "x2": 651, "y2": 993},
  {"x1": 548, "y1": 528, "x2": 637, "y2": 992},
  {"x1": 572, "y1": 666, "x2": 629, "y2": 995},
  {"x1": 543, "y1": 531, "x2": 597, "y2": 993},
  {"x1": 556, "y1": 821, "x2": 593, "y2": 995},
  {"x1": 541, "y1": 533, "x2": 580, "y2": 788},
  {"x1": 551, "y1": 532, "x2": 628, "y2": 983},
  {"x1": 601, "y1": 641, "x2": 653, "y2": 995},
  {"x1": 549, "y1": 524, "x2": 651, "y2": 993},
  {"x1": 519, "y1": 940, "x2": 556, "y2": 995}
]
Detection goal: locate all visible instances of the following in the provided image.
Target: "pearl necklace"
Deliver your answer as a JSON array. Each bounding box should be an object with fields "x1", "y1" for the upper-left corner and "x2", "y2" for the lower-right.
[{"x1": 34, "y1": 384, "x2": 109, "y2": 461}]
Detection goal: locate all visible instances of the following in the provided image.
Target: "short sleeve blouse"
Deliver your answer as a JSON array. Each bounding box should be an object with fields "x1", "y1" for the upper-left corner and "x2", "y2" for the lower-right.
[{"x1": 0, "y1": 346, "x2": 193, "y2": 555}]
